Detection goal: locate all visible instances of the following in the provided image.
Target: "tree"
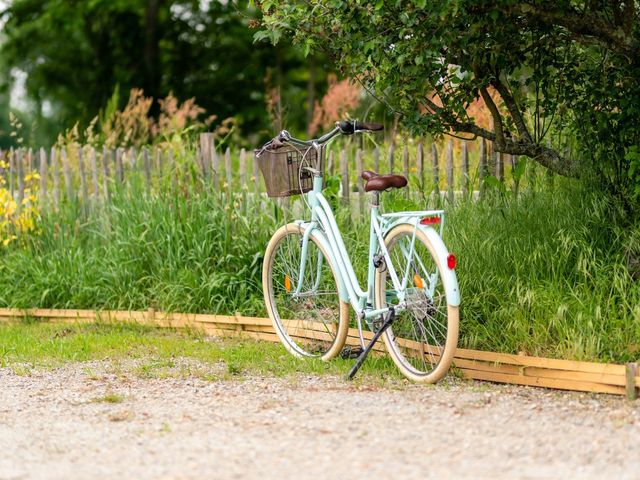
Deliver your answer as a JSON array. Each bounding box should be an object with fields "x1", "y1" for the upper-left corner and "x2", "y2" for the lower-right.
[
  {"x1": 260, "y1": 1, "x2": 640, "y2": 211},
  {"x1": 0, "y1": 1, "x2": 332, "y2": 144}
]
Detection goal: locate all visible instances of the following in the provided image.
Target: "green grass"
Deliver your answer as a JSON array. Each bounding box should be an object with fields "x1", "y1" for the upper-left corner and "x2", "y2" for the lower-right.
[
  {"x1": 0, "y1": 320, "x2": 403, "y2": 383},
  {"x1": 447, "y1": 187, "x2": 640, "y2": 362},
  {"x1": 1, "y1": 165, "x2": 639, "y2": 364},
  {"x1": 91, "y1": 392, "x2": 125, "y2": 404}
]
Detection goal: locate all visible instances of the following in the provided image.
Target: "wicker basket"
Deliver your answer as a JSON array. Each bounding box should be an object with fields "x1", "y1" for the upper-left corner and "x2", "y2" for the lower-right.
[{"x1": 255, "y1": 144, "x2": 323, "y2": 198}]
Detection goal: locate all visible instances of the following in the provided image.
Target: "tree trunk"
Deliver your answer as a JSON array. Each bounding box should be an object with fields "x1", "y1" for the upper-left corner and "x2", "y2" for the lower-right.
[{"x1": 144, "y1": 0, "x2": 162, "y2": 104}]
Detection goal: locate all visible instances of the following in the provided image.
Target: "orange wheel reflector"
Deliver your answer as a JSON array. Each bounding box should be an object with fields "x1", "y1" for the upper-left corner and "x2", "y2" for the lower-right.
[
  {"x1": 284, "y1": 275, "x2": 292, "y2": 292},
  {"x1": 413, "y1": 274, "x2": 424, "y2": 289}
]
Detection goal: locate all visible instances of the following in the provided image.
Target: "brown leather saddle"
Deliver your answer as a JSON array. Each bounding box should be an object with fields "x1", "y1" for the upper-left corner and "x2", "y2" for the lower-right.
[{"x1": 361, "y1": 170, "x2": 408, "y2": 192}]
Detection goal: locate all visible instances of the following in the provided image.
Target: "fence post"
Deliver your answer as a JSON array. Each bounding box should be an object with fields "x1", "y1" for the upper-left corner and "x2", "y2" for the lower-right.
[
  {"x1": 512, "y1": 155, "x2": 522, "y2": 196},
  {"x1": 416, "y1": 142, "x2": 424, "y2": 190},
  {"x1": 16, "y1": 149, "x2": 24, "y2": 207},
  {"x1": 61, "y1": 147, "x2": 73, "y2": 201},
  {"x1": 403, "y1": 144, "x2": 410, "y2": 197},
  {"x1": 142, "y1": 148, "x2": 152, "y2": 191},
  {"x1": 239, "y1": 148, "x2": 247, "y2": 187},
  {"x1": 78, "y1": 147, "x2": 89, "y2": 208},
  {"x1": 211, "y1": 143, "x2": 219, "y2": 189},
  {"x1": 253, "y1": 149, "x2": 261, "y2": 194},
  {"x1": 340, "y1": 147, "x2": 349, "y2": 204},
  {"x1": 102, "y1": 147, "x2": 111, "y2": 202},
  {"x1": 461, "y1": 141, "x2": 469, "y2": 197},
  {"x1": 129, "y1": 147, "x2": 137, "y2": 176},
  {"x1": 201, "y1": 133, "x2": 216, "y2": 180},
  {"x1": 90, "y1": 147, "x2": 100, "y2": 198},
  {"x1": 8, "y1": 148, "x2": 14, "y2": 197},
  {"x1": 39, "y1": 148, "x2": 47, "y2": 207},
  {"x1": 446, "y1": 140, "x2": 454, "y2": 202},
  {"x1": 327, "y1": 150, "x2": 334, "y2": 176},
  {"x1": 489, "y1": 141, "x2": 497, "y2": 178},
  {"x1": 356, "y1": 148, "x2": 364, "y2": 215},
  {"x1": 115, "y1": 148, "x2": 124, "y2": 184},
  {"x1": 154, "y1": 147, "x2": 162, "y2": 180},
  {"x1": 169, "y1": 150, "x2": 177, "y2": 191},
  {"x1": 198, "y1": 133, "x2": 211, "y2": 180},
  {"x1": 431, "y1": 143, "x2": 439, "y2": 197},
  {"x1": 225, "y1": 147, "x2": 232, "y2": 192},
  {"x1": 388, "y1": 144, "x2": 395, "y2": 173},
  {"x1": 51, "y1": 148, "x2": 60, "y2": 210},
  {"x1": 239, "y1": 148, "x2": 247, "y2": 211},
  {"x1": 479, "y1": 138, "x2": 487, "y2": 198}
]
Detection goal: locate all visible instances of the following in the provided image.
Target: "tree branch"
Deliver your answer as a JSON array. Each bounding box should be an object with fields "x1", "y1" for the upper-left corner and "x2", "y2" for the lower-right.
[
  {"x1": 479, "y1": 86, "x2": 505, "y2": 148},
  {"x1": 505, "y1": 4, "x2": 639, "y2": 60},
  {"x1": 491, "y1": 78, "x2": 533, "y2": 143},
  {"x1": 501, "y1": 139, "x2": 581, "y2": 178},
  {"x1": 448, "y1": 121, "x2": 496, "y2": 141}
]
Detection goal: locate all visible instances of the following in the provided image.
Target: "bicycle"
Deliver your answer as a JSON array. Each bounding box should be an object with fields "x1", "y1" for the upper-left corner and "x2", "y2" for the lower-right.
[{"x1": 256, "y1": 121, "x2": 460, "y2": 382}]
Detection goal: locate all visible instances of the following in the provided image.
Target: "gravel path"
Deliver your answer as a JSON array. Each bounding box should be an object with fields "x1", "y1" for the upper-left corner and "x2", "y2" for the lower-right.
[{"x1": 0, "y1": 361, "x2": 639, "y2": 480}]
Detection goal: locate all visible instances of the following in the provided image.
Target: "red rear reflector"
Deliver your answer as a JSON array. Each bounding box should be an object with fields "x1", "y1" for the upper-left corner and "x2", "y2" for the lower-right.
[
  {"x1": 447, "y1": 254, "x2": 456, "y2": 269},
  {"x1": 420, "y1": 216, "x2": 441, "y2": 225}
]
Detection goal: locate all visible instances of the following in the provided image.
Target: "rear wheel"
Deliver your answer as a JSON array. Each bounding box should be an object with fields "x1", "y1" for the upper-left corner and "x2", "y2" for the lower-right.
[
  {"x1": 263, "y1": 223, "x2": 349, "y2": 360},
  {"x1": 375, "y1": 224, "x2": 459, "y2": 382}
]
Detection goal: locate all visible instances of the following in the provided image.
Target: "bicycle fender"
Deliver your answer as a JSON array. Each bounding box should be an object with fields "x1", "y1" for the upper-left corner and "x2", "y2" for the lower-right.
[
  {"x1": 295, "y1": 221, "x2": 350, "y2": 303},
  {"x1": 417, "y1": 225, "x2": 461, "y2": 307}
]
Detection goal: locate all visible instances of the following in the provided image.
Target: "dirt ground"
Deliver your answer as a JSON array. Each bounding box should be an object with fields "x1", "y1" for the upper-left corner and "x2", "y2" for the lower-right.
[{"x1": 0, "y1": 361, "x2": 639, "y2": 480}]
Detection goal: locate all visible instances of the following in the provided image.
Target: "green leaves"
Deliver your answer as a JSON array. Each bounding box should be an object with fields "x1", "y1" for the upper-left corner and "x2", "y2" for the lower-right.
[
  {"x1": 626, "y1": 146, "x2": 640, "y2": 200},
  {"x1": 512, "y1": 157, "x2": 527, "y2": 183},
  {"x1": 263, "y1": 0, "x2": 640, "y2": 215}
]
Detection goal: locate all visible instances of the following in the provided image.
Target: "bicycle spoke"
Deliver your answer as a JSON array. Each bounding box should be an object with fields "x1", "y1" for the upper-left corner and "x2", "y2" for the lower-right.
[
  {"x1": 379, "y1": 227, "x2": 457, "y2": 379},
  {"x1": 266, "y1": 226, "x2": 344, "y2": 358}
]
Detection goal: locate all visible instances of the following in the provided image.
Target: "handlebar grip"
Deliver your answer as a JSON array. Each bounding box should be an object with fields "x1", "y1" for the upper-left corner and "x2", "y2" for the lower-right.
[
  {"x1": 338, "y1": 120, "x2": 384, "y2": 134},
  {"x1": 355, "y1": 121, "x2": 384, "y2": 131}
]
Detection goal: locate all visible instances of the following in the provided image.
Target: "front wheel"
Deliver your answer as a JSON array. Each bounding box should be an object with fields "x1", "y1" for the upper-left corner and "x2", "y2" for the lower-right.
[
  {"x1": 375, "y1": 224, "x2": 459, "y2": 382},
  {"x1": 263, "y1": 223, "x2": 349, "y2": 361}
]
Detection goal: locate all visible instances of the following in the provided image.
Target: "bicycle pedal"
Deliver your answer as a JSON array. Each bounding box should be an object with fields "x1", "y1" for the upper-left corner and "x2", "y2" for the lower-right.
[{"x1": 341, "y1": 346, "x2": 364, "y2": 359}]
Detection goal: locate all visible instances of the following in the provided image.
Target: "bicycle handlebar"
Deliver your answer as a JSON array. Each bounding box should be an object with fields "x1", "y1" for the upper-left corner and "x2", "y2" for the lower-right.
[
  {"x1": 276, "y1": 120, "x2": 383, "y2": 147},
  {"x1": 337, "y1": 120, "x2": 384, "y2": 134}
]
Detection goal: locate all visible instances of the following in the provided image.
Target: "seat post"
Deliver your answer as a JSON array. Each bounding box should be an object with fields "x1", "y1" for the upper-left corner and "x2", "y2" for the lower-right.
[{"x1": 370, "y1": 191, "x2": 380, "y2": 207}]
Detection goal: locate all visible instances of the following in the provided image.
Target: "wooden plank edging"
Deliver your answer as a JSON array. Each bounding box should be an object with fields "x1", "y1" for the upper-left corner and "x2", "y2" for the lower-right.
[{"x1": 0, "y1": 308, "x2": 636, "y2": 398}]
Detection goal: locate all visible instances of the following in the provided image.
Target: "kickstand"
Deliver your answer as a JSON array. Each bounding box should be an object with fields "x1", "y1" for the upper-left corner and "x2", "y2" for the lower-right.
[{"x1": 346, "y1": 308, "x2": 395, "y2": 380}]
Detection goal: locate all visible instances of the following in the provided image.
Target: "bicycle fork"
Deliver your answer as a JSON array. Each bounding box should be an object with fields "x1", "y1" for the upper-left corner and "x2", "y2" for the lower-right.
[{"x1": 346, "y1": 307, "x2": 395, "y2": 380}]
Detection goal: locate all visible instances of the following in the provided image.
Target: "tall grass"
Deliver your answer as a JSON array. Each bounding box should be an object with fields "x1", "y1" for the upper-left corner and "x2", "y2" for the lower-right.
[
  {"x1": 446, "y1": 186, "x2": 640, "y2": 363},
  {"x1": 1, "y1": 179, "x2": 277, "y2": 315},
  {"x1": 0, "y1": 165, "x2": 638, "y2": 363}
]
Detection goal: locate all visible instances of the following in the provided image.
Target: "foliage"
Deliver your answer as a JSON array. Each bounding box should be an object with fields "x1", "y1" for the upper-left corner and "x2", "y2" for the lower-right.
[
  {"x1": 100, "y1": 88, "x2": 216, "y2": 148},
  {"x1": 0, "y1": 161, "x2": 40, "y2": 247},
  {"x1": 309, "y1": 75, "x2": 362, "y2": 135},
  {"x1": 0, "y1": 113, "x2": 41, "y2": 246},
  {"x1": 0, "y1": 158, "x2": 638, "y2": 362},
  {"x1": 0, "y1": 0, "x2": 331, "y2": 144},
  {"x1": 260, "y1": 1, "x2": 640, "y2": 214}
]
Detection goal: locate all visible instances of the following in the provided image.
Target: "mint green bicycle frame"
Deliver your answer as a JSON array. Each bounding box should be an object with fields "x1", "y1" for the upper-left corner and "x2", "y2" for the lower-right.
[{"x1": 292, "y1": 165, "x2": 461, "y2": 341}]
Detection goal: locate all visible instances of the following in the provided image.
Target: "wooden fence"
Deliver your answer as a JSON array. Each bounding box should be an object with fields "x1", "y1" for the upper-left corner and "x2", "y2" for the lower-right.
[
  {"x1": 0, "y1": 134, "x2": 545, "y2": 213},
  {"x1": 1, "y1": 308, "x2": 637, "y2": 399}
]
